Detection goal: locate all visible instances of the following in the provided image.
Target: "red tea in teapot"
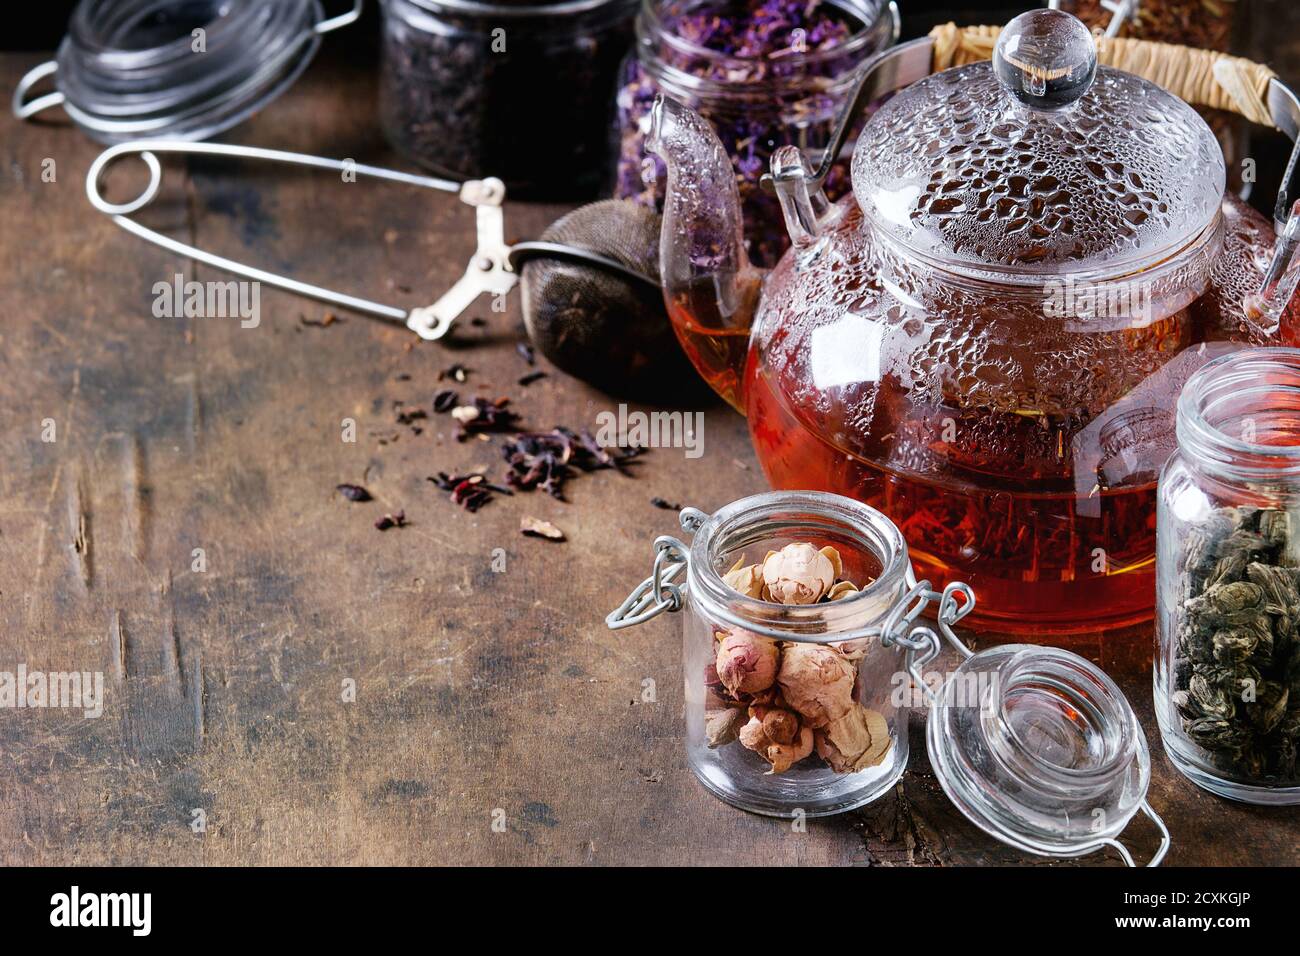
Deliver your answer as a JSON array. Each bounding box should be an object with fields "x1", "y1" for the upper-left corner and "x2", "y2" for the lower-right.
[
  {"x1": 740, "y1": 196, "x2": 1298, "y2": 635},
  {"x1": 651, "y1": 10, "x2": 1300, "y2": 636}
]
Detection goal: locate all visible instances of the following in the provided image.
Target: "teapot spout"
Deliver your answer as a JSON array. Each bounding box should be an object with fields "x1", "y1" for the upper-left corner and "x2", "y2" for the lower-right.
[{"x1": 647, "y1": 95, "x2": 762, "y2": 411}]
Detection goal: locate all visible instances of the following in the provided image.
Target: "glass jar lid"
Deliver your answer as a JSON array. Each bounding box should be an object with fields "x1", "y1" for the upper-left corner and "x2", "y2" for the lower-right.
[
  {"x1": 14, "y1": 0, "x2": 360, "y2": 143},
  {"x1": 850, "y1": 9, "x2": 1225, "y2": 277},
  {"x1": 926, "y1": 643, "x2": 1166, "y2": 863}
]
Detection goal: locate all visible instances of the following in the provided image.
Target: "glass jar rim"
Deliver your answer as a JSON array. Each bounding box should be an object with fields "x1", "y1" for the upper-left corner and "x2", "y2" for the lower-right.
[
  {"x1": 54, "y1": 0, "x2": 323, "y2": 142},
  {"x1": 1176, "y1": 347, "x2": 1300, "y2": 480},
  {"x1": 397, "y1": 0, "x2": 636, "y2": 17},
  {"x1": 66, "y1": 0, "x2": 282, "y2": 61},
  {"x1": 635, "y1": 0, "x2": 893, "y2": 95},
  {"x1": 687, "y1": 490, "x2": 910, "y2": 642}
]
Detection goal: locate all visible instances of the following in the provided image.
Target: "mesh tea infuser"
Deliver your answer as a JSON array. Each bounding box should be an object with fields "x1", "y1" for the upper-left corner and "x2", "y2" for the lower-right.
[{"x1": 85, "y1": 140, "x2": 664, "y2": 342}]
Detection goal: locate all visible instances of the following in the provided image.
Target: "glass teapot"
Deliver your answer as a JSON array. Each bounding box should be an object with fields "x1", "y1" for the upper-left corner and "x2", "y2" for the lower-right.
[{"x1": 648, "y1": 8, "x2": 1300, "y2": 639}]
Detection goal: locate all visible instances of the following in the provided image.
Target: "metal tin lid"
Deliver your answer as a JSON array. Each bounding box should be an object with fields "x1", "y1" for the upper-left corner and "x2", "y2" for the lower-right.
[
  {"x1": 14, "y1": 0, "x2": 360, "y2": 143},
  {"x1": 850, "y1": 9, "x2": 1224, "y2": 276},
  {"x1": 926, "y1": 644, "x2": 1167, "y2": 864}
]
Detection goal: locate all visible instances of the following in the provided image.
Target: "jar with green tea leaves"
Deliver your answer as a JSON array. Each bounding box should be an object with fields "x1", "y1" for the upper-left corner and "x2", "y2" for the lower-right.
[{"x1": 1156, "y1": 348, "x2": 1300, "y2": 804}]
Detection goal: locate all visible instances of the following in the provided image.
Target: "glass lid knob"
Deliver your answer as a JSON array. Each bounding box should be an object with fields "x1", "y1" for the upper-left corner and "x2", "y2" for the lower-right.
[{"x1": 993, "y1": 9, "x2": 1098, "y2": 110}]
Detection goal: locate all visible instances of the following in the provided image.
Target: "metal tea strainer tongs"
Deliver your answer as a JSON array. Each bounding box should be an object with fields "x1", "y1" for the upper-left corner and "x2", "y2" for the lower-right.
[{"x1": 85, "y1": 141, "x2": 663, "y2": 340}]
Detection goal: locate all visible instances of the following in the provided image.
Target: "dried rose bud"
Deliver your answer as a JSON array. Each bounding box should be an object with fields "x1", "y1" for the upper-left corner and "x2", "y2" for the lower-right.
[
  {"x1": 826, "y1": 580, "x2": 858, "y2": 601},
  {"x1": 777, "y1": 643, "x2": 855, "y2": 728},
  {"x1": 706, "y1": 708, "x2": 746, "y2": 749},
  {"x1": 762, "y1": 543, "x2": 837, "y2": 605},
  {"x1": 739, "y1": 717, "x2": 814, "y2": 774},
  {"x1": 766, "y1": 726, "x2": 815, "y2": 774},
  {"x1": 723, "y1": 556, "x2": 765, "y2": 599},
  {"x1": 814, "y1": 705, "x2": 891, "y2": 773},
  {"x1": 757, "y1": 706, "x2": 800, "y2": 745},
  {"x1": 833, "y1": 637, "x2": 872, "y2": 662},
  {"x1": 715, "y1": 629, "x2": 779, "y2": 697}
]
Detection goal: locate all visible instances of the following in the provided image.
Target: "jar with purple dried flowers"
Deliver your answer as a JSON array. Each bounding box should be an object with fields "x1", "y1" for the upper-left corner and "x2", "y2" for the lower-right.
[{"x1": 613, "y1": 0, "x2": 897, "y2": 268}]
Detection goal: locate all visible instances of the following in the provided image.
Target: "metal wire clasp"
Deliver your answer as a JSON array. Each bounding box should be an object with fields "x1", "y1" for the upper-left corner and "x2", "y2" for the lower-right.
[
  {"x1": 880, "y1": 576, "x2": 977, "y2": 700},
  {"x1": 606, "y1": 508, "x2": 709, "y2": 629}
]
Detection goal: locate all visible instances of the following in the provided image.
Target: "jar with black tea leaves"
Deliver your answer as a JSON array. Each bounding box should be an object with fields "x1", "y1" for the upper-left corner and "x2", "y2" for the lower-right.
[
  {"x1": 379, "y1": 0, "x2": 638, "y2": 199},
  {"x1": 1156, "y1": 347, "x2": 1300, "y2": 804}
]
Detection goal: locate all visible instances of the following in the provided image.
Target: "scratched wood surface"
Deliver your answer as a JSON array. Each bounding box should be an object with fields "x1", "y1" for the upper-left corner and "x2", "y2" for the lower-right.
[{"x1": 1, "y1": 50, "x2": 1297, "y2": 867}]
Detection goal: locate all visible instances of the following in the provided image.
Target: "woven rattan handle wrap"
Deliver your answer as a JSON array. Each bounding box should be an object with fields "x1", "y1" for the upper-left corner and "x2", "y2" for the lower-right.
[{"x1": 929, "y1": 23, "x2": 1277, "y2": 128}]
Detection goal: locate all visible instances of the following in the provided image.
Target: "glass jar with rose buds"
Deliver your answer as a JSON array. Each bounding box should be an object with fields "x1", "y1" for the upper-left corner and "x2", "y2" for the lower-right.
[{"x1": 610, "y1": 491, "x2": 1172, "y2": 865}]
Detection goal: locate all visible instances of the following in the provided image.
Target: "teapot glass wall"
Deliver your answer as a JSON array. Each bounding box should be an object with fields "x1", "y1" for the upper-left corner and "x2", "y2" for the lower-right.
[{"x1": 648, "y1": 11, "x2": 1300, "y2": 638}]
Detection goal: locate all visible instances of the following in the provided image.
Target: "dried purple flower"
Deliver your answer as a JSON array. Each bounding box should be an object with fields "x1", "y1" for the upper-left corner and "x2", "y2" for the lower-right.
[
  {"x1": 613, "y1": 0, "x2": 868, "y2": 268},
  {"x1": 433, "y1": 389, "x2": 459, "y2": 413},
  {"x1": 516, "y1": 342, "x2": 536, "y2": 365}
]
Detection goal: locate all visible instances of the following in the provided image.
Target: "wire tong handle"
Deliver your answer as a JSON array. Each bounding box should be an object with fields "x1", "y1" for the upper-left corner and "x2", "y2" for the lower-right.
[{"x1": 85, "y1": 140, "x2": 517, "y2": 340}]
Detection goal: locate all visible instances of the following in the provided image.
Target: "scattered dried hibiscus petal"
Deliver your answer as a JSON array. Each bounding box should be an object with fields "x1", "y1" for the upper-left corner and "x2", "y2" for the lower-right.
[
  {"x1": 520, "y1": 515, "x2": 565, "y2": 541},
  {"x1": 450, "y1": 397, "x2": 521, "y2": 441},
  {"x1": 501, "y1": 427, "x2": 643, "y2": 500},
  {"x1": 336, "y1": 483, "x2": 373, "y2": 502},
  {"x1": 517, "y1": 371, "x2": 547, "y2": 387},
  {"x1": 375, "y1": 510, "x2": 407, "y2": 531},
  {"x1": 429, "y1": 472, "x2": 513, "y2": 512},
  {"x1": 651, "y1": 496, "x2": 682, "y2": 511}
]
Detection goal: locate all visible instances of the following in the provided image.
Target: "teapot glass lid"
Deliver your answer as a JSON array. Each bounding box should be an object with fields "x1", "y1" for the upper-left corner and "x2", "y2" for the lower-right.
[{"x1": 850, "y1": 9, "x2": 1225, "y2": 277}]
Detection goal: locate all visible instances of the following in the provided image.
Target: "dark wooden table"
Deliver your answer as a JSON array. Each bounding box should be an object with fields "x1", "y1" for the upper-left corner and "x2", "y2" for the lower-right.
[{"x1": 2, "y1": 51, "x2": 1296, "y2": 866}]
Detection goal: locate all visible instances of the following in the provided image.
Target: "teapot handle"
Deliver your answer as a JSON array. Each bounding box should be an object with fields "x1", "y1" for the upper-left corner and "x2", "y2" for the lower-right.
[{"x1": 760, "y1": 4, "x2": 917, "y2": 198}]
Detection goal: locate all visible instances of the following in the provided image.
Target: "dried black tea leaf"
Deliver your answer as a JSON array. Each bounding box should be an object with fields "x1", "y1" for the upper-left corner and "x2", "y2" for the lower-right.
[
  {"x1": 379, "y1": 3, "x2": 634, "y2": 199},
  {"x1": 336, "y1": 484, "x2": 373, "y2": 502}
]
